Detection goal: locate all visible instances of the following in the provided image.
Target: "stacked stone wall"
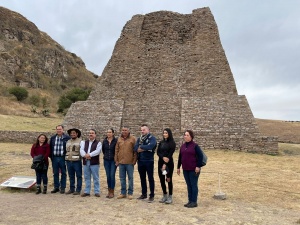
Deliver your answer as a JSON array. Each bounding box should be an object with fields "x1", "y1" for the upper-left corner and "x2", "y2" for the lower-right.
[
  {"x1": 181, "y1": 95, "x2": 278, "y2": 153},
  {"x1": 63, "y1": 100, "x2": 124, "y2": 140},
  {"x1": 121, "y1": 98, "x2": 181, "y2": 141},
  {"x1": 0, "y1": 131, "x2": 52, "y2": 144}
]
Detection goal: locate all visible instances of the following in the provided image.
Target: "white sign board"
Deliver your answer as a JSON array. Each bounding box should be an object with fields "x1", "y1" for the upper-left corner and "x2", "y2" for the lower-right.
[{"x1": 0, "y1": 176, "x2": 36, "y2": 189}]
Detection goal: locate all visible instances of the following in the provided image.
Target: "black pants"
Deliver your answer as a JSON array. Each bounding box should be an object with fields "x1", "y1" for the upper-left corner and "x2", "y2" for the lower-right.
[
  {"x1": 138, "y1": 160, "x2": 155, "y2": 197},
  {"x1": 35, "y1": 166, "x2": 48, "y2": 186},
  {"x1": 158, "y1": 159, "x2": 174, "y2": 195}
]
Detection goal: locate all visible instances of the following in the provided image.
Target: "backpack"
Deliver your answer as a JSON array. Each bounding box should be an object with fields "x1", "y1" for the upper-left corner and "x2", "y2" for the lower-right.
[
  {"x1": 200, "y1": 149, "x2": 208, "y2": 167},
  {"x1": 196, "y1": 144, "x2": 207, "y2": 167}
]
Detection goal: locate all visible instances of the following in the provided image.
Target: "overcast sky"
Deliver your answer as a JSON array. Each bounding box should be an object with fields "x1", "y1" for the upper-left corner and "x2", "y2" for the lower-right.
[{"x1": 1, "y1": 0, "x2": 299, "y2": 121}]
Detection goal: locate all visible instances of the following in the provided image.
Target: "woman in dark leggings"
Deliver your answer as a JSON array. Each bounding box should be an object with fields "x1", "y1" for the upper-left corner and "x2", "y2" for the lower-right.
[
  {"x1": 30, "y1": 134, "x2": 50, "y2": 194},
  {"x1": 157, "y1": 128, "x2": 176, "y2": 204}
]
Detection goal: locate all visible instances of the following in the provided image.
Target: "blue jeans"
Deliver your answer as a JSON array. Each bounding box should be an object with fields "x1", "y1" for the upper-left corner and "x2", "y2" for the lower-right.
[
  {"x1": 52, "y1": 156, "x2": 66, "y2": 189},
  {"x1": 138, "y1": 160, "x2": 155, "y2": 197},
  {"x1": 183, "y1": 170, "x2": 200, "y2": 203},
  {"x1": 83, "y1": 160, "x2": 100, "y2": 194},
  {"x1": 66, "y1": 160, "x2": 82, "y2": 192},
  {"x1": 119, "y1": 164, "x2": 134, "y2": 195},
  {"x1": 35, "y1": 166, "x2": 48, "y2": 186},
  {"x1": 104, "y1": 159, "x2": 116, "y2": 190}
]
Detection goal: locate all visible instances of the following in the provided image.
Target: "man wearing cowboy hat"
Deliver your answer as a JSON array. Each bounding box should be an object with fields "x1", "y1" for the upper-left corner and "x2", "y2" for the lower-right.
[{"x1": 65, "y1": 128, "x2": 83, "y2": 195}]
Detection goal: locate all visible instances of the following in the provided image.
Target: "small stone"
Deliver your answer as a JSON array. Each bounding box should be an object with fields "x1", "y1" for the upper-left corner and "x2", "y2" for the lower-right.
[{"x1": 213, "y1": 192, "x2": 226, "y2": 200}]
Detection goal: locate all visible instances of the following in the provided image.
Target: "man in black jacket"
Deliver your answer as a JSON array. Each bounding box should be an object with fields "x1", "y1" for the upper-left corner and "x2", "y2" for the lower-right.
[{"x1": 134, "y1": 124, "x2": 157, "y2": 202}]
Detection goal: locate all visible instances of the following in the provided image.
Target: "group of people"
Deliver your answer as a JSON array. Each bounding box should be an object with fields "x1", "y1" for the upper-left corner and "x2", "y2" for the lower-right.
[{"x1": 30, "y1": 124, "x2": 205, "y2": 208}]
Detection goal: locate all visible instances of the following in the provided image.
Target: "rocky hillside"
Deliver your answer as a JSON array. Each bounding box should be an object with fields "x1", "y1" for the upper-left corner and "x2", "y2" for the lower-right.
[{"x1": 0, "y1": 6, "x2": 98, "y2": 113}]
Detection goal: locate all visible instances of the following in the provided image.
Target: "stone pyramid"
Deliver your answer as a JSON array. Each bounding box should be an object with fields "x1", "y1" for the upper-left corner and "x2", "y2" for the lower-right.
[{"x1": 64, "y1": 7, "x2": 278, "y2": 153}]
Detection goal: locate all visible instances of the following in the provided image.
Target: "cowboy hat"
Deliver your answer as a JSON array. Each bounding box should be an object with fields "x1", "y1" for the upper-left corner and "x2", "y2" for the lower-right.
[{"x1": 67, "y1": 128, "x2": 81, "y2": 138}]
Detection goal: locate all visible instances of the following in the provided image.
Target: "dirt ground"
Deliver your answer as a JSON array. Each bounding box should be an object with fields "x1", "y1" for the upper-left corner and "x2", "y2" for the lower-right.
[{"x1": 0, "y1": 143, "x2": 299, "y2": 225}]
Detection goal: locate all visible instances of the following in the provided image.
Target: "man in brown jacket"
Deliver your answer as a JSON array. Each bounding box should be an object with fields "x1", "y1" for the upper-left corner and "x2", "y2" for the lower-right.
[{"x1": 115, "y1": 126, "x2": 137, "y2": 200}]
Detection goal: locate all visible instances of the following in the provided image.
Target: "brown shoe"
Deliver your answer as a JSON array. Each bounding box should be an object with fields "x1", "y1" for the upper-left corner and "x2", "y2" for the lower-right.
[
  {"x1": 106, "y1": 188, "x2": 111, "y2": 198},
  {"x1": 109, "y1": 189, "x2": 114, "y2": 198},
  {"x1": 95, "y1": 193, "x2": 100, "y2": 197},
  {"x1": 127, "y1": 195, "x2": 133, "y2": 200},
  {"x1": 117, "y1": 194, "x2": 126, "y2": 199},
  {"x1": 81, "y1": 193, "x2": 90, "y2": 197}
]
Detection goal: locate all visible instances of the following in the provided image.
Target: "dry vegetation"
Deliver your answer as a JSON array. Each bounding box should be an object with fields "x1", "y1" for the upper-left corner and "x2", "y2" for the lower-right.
[
  {"x1": 256, "y1": 118, "x2": 300, "y2": 143},
  {"x1": 0, "y1": 95, "x2": 62, "y2": 118},
  {"x1": 0, "y1": 114, "x2": 62, "y2": 132},
  {"x1": 0, "y1": 96, "x2": 34, "y2": 117},
  {"x1": 0, "y1": 142, "x2": 299, "y2": 225},
  {"x1": 0, "y1": 116, "x2": 300, "y2": 224}
]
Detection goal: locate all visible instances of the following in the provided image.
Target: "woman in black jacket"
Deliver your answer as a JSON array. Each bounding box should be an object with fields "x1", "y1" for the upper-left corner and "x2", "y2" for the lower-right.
[
  {"x1": 102, "y1": 128, "x2": 118, "y2": 198},
  {"x1": 157, "y1": 128, "x2": 176, "y2": 204}
]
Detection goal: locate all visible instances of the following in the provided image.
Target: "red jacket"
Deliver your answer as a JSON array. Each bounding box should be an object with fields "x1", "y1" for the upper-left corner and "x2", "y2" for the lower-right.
[{"x1": 30, "y1": 143, "x2": 50, "y2": 165}]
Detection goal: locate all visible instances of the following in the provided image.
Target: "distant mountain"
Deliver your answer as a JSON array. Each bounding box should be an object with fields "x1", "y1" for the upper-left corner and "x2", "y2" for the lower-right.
[{"x1": 0, "y1": 6, "x2": 98, "y2": 105}]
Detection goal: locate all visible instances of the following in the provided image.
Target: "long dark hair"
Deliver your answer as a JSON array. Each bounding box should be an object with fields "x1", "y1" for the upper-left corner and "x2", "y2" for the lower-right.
[
  {"x1": 106, "y1": 128, "x2": 115, "y2": 138},
  {"x1": 34, "y1": 134, "x2": 48, "y2": 147},
  {"x1": 163, "y1": 128, "x2": 174, "y2": 142}
]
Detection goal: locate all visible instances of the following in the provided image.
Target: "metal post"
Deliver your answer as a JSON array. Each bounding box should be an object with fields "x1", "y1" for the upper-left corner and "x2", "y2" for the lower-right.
[{"x1": 213, "y1": 172, "x2": 226, "y2": 200}]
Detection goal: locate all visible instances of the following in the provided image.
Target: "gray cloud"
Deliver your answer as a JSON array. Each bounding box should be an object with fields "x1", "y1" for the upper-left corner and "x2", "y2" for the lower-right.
[{"x1": 1, "y1": 0, "x2": 299, "y2": 120}]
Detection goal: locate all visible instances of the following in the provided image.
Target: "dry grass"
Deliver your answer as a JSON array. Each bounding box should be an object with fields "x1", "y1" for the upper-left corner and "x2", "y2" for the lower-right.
[
  {"x1": 0, "y1": 95, "x2": 61, "y2": 118},
  {"x1": 0, "y1": 116, "x2": 300, "y2": 224},
  {"x1": 0, "y1": 96, "x2": 34, "y2": 117},
  {"x1": 0, "y1": 114, "x2": 62, "y2": 132},
  {"x1": 256, "y1": 118, "x2": 300, "y2": 143},
  {"x1": 0, "y1": 142, "x2": 299, "y2": 224},
  {"x1": 279, "y1": 143, "x2": 300, "y2": 155}
]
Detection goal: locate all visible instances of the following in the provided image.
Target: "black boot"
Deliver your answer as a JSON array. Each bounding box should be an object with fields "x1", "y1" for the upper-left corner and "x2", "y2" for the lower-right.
[
  {"x1": 51, "y1": 188, "x2": 60, "y2": 193},
  {"x1": 42, "y1": 186, "x2": 47, "y2": 194},
  {"x1": 36, "y1": 186, "x2": 41, "y2": 194}
]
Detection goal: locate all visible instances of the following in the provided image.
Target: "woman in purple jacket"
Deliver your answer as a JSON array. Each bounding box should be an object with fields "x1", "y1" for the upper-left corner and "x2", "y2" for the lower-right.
[{"x1": 177, "y1": 130, "x2": 203, "y2": 208}]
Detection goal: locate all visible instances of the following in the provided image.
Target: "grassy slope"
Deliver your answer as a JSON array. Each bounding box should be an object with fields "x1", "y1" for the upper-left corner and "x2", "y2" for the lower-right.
[
  {"x1": 0, "y1": 114, "x2": 62, "y2": 132},
  {"x1": 256, "y1": 118, "x2": 300, "y2": 143}
]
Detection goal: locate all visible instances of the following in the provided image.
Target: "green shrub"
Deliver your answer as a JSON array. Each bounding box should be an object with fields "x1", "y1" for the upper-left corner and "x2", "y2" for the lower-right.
[
  {"x1": 29, "y1": 95, "x2": 41, "y2": 107},
  {"x1": 41, "y1": 109, "x2": 50, "y2": 117},
  {"x1": 65, "y1": 88, "x2": 90, "y2": 102},
  {"x1": 31, "y1": 105, "x2": 38, "y2": 114},
  {"x1": 8, "y1": 86, "x2": 28, "y2": 101},
  {"x1": 57, "y1": 88, "x2": 90, "y2": 113},
  {"x1": 57, "y1": 95, "x2": 72, "y2": 112},
  {"x1": 41, "y1": 97, "x2": 49, "y2": 108}
]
